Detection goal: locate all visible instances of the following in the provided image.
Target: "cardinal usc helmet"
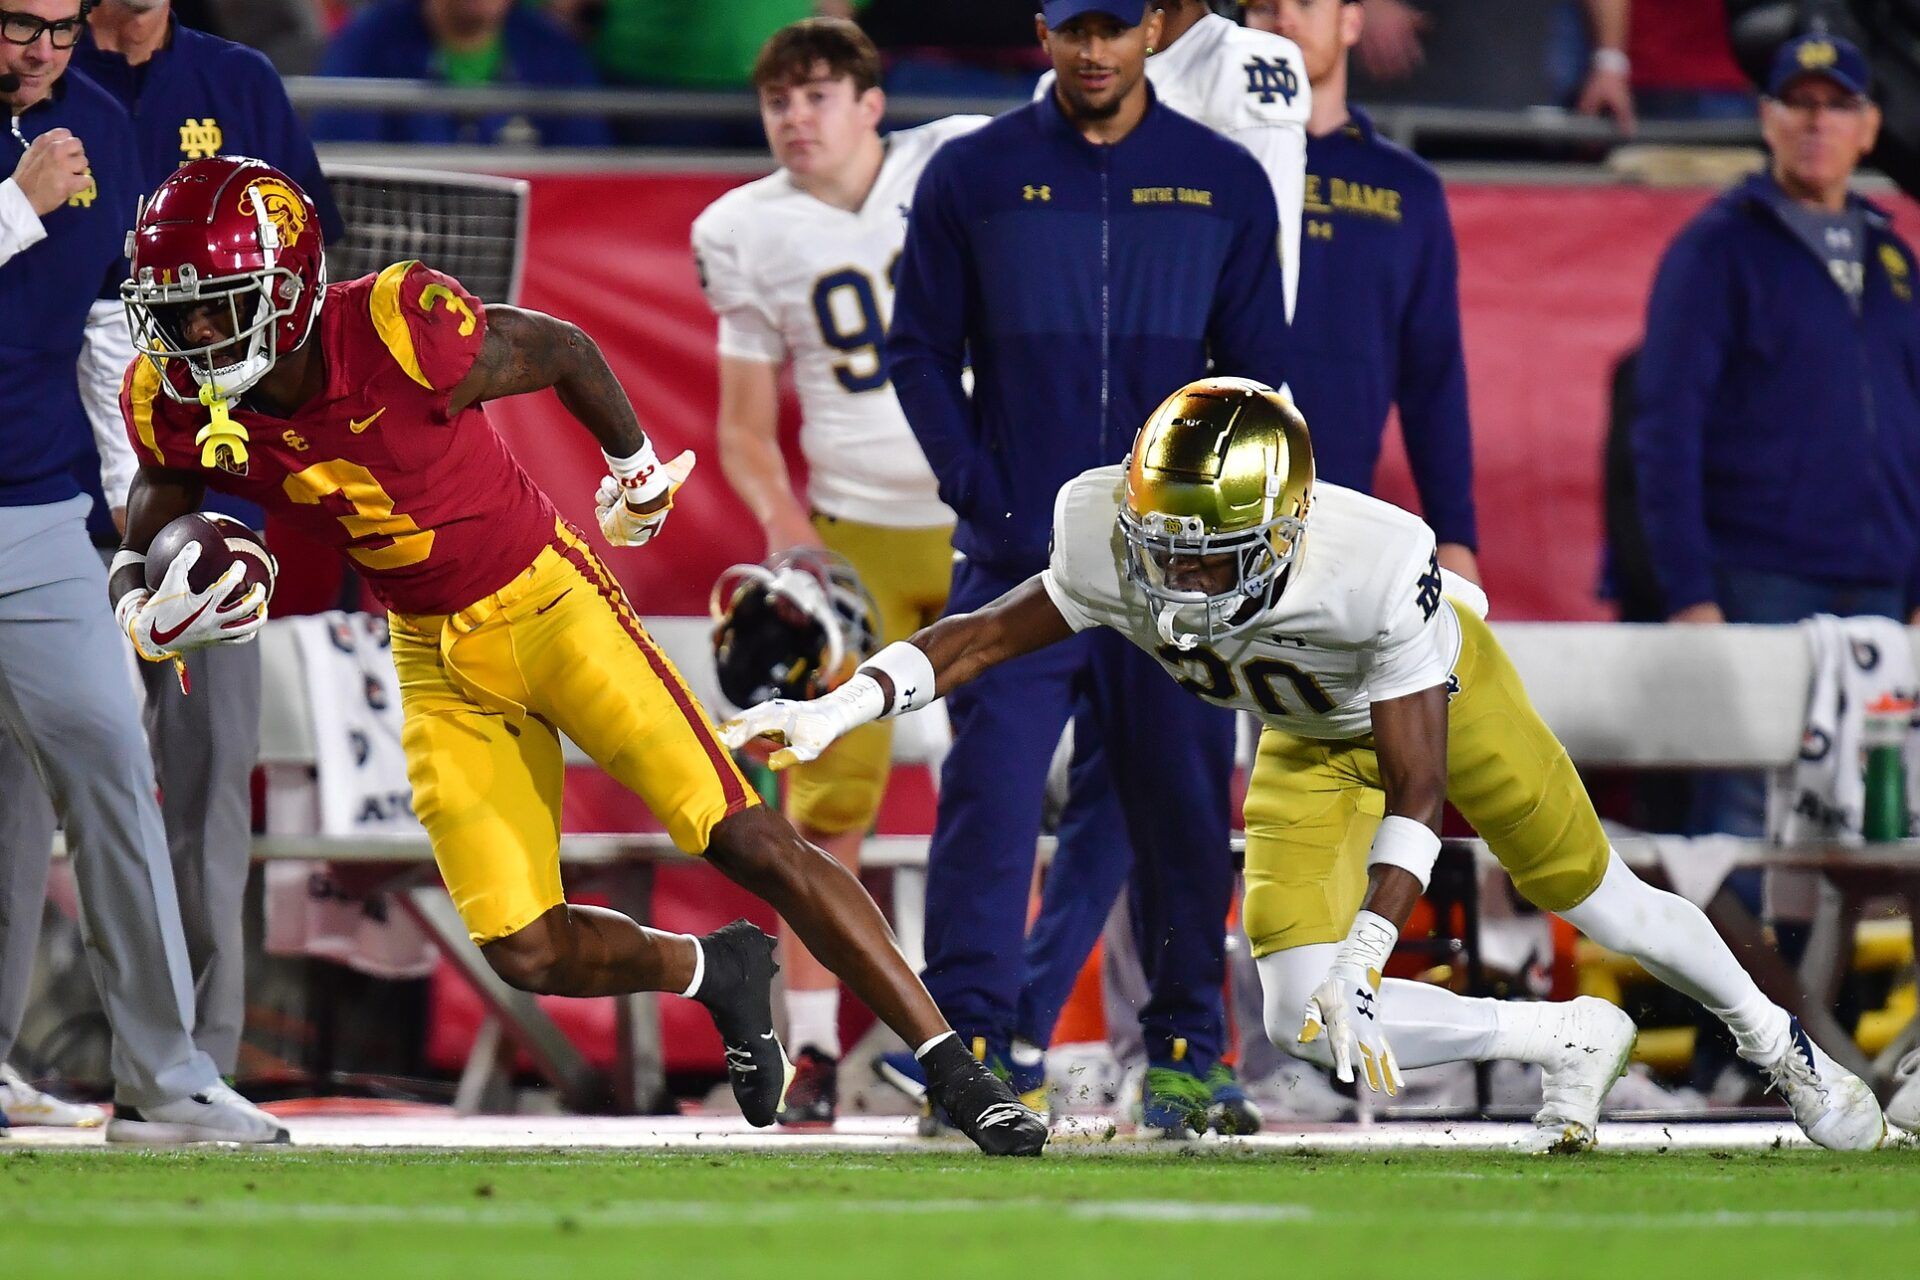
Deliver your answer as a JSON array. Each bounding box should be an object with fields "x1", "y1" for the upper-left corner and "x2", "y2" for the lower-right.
[
  {"x1": 1119, "y1": 377, "x2": 1315, "y2": 650},
  {"x1": 122, "y1": 156, "x2": 328, "y2": 403},
  {"x1": 709, "y1": 549, "x2": 882, "y2": 711}
]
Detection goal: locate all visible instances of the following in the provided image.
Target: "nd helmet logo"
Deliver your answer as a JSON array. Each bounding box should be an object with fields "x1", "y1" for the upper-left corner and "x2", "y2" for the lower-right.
[
  {"x1": 239, "y1": 179, "x2": 308, "y2": 251},
  {"x1": 1243, "y1": 56, "x2": 1300, "y2": 106}
]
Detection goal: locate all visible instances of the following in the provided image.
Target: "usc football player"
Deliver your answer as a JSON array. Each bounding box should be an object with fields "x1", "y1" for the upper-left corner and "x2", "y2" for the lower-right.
[{"x1": 107, "y1": 156, "x2": 1045, "y2": 1155}]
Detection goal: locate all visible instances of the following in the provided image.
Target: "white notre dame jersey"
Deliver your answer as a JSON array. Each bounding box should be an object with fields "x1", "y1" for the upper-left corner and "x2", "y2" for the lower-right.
[
  {"x1": 691, "y1": 116, "x2": 987, "y2": 528},
  {"x1": 1038, "y1": 14, "x2": 1310, "y2": 318},
  {"x1": 1042, "y1": 466, "x2": 1469, "y2": 740}
]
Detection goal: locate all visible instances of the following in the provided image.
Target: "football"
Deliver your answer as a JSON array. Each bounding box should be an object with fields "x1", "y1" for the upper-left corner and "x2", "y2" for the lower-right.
[{"x1": 145, "y1": 512, "x2": 276, "y2": 611}]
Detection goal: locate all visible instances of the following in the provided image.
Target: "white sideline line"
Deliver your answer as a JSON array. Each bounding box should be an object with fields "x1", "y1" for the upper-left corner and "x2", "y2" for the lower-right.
[{"x1": 0, "y1": 1114, "x2": 1826, "y2": 1152}]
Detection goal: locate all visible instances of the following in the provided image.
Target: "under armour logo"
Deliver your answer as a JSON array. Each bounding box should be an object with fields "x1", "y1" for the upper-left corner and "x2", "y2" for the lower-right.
[
  {"x1": 180, "y1": 118, "x2": 224, "y2": 160},
  {"x1": 1355, "y1": 987, "x2": 1378, "y2": 1020},
  {"x1": 1023, "y1": 185, "x2": 1052, "y2": 202},
  {"x1": 1243, "y1": 56, "x2": 1300, "y2": 106},
  {"x1": 1415, "y1": 550, "x2": 1443, "y2": 621}
]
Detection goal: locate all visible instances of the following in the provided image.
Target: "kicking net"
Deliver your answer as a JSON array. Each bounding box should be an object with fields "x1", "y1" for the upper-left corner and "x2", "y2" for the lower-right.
[{"x1": 320, "y1": 165, "x2": 530, "y2": 305}]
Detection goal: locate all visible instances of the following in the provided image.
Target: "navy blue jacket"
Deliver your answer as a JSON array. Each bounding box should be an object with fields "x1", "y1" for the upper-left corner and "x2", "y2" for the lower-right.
[
  {"x1": 1290, "y1": 107, "x2": 1475, "y2": 549},
  {"x1": 889, "y1": 91, "x2": 1290, "y2": 577},
  {"x1": 72, "y1": 17, "x2": 345, "y2": 535},
  {"x1": 0, "y1": 72, "x2": 143, "y2": 509},
  {"x1": 1632, "y1": 172, "x2": 1920, "y2": 613},
  {"x1": 313, "y1": 1, "x2": 612, "y2": 148}
]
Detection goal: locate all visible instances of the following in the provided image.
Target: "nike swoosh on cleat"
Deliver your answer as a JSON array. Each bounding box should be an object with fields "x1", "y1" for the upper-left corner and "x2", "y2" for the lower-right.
[
  {"x1": 150, "y1": 598, "x2": 215, "y2": 647},
  {"x1": 976, "y1": 1104, "x2": 1034, "y2": 1130}
]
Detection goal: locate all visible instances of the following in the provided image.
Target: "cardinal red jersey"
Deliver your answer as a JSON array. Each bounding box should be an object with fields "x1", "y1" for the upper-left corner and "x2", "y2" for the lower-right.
[{"x1": 121, "y1": 261, "x2": 561, "y2": 615}]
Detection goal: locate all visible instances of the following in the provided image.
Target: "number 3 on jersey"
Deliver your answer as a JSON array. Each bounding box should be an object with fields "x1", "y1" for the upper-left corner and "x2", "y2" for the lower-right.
[
  {"x1": 283, "y1": 460, "x2": 436, "y2": 570},
  {"x1": 812, "y1": 255, "x2": 899, "y2": 394}
]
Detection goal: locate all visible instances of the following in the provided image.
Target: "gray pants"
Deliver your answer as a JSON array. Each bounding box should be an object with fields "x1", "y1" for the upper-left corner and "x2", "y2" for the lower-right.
[{"x1": 0, "y1": 497, "x2": 219, "y2": 1107}]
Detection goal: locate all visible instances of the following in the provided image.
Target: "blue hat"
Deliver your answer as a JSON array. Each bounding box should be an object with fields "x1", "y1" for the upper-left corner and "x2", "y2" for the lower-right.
[
  {"x1": 1767, "y1": 33, "x2": 1871, "y2": 98},
  {"x1": 1042, "y1": 0, "x2": 1150, "y2": 27}
]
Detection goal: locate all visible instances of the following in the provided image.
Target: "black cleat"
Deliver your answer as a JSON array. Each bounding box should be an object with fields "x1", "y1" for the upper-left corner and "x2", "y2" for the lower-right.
[
  {"x1": 692, "y1": 920, "x2": 793, "y2": 1127},
  {"x1": 921, "y1": 1035, "x2": 1048, "y2": 1157},
  {"x1": 776, "y1": 1047, "x2": 838, "y2": 1128}
]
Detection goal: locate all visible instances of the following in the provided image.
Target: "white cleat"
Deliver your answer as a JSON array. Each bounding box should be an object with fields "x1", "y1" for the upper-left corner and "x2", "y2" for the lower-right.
[
  {"x1": 0, "y1": 1062, "x2": 106, "y2": 1128},
  {"x1": 1750, "y1": 1018, "x2": 1885, "y2": 1151},
  {"x1": 104, "y1": 1081, "x2": 290, "y2": 1146},
  {"x1": 1885, "y1": 1048, "x2": 1919, "y2": 1135},
  {"x1": 1523, "y1": 997, "x2": 1637, "y2": 1154}
]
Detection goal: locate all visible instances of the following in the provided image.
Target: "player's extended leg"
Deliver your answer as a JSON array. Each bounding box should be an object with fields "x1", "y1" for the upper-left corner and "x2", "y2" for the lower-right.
[
  {"x1": 770, "y1": 516, "x2": 956, "y2": 1125},
  {"x1": 390, "y1": 594, "x2": 797, "y2": 1128},
  {"x1": 517, "y1": 529, "x2": 1046, "y2": 1153},
  {"x1": 1445, "y1": 606, "x2": 1886, "y2": 1150},
  {"x1": 1244, "y1": 722, "x2": 1636, "y2": 1151}
]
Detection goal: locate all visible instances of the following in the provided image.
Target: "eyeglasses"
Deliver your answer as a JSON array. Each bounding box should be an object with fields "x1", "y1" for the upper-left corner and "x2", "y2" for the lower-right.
[
  {"x1": 1774, "y1": 93, "x2": 1871, "y2": 118},
  {"x1": 0, "y1": 10, "x2": 86, "y2": 50}
]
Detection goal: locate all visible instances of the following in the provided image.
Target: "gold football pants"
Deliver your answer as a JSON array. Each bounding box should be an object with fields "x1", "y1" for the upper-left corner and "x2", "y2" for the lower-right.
[
  {"x1": 1242, "y1": 602, "x2": 1609, "y2": 956},
  {"x1": 390, "y1": 521, "x2": 756, "y2": 943},
  {"x1": 782, "y1": 514, "x2": 954, "y2": 836}
]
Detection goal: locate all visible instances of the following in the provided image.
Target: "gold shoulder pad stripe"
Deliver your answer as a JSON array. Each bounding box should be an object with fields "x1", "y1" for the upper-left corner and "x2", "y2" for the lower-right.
[
  {"x1": 129, "y1": 359, "x2": 167, "y2": 465},
  {"x1": 370, "y1": 260, "x2": 435, "y2": 391}
]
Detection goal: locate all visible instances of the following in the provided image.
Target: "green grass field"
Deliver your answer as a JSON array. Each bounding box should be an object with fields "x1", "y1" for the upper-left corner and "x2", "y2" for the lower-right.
[{"x1": 5, "y1": 1145, "x2": 1917, "y2": 1280}]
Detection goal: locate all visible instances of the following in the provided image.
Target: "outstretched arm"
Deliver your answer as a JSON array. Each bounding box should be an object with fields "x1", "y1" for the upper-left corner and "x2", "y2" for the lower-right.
[
  {"x1": 721, "y1": 576, "x2": 1074, "y2": 767},
  {"x1": 449, "y1": 304, "x2": 693, "y2": 546},
  {"x1": 1297, "y1": 681, "x2": 1449, "y2": 1096}
]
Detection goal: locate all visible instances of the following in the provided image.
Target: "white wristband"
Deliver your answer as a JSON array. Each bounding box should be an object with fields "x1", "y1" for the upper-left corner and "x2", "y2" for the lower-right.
[
  {"x1": 1338, "y1": 910, "x2": 1400, "y2": 980},
  {"x1": 109, "y1": 548, "x2": 147, "y2": 581},
  {"x1": 1367, "y1": 814, "x2": 1442, "y2": 891},
  {"x1": 603, "y1": 438, "x2": 669, "y2": 504},
  {"x1": 858, "y1": 641, "x2": 938, "y2": 718},
  {"x1": 1591, "y1": 47, "x2": 1629, "y2": 75}
]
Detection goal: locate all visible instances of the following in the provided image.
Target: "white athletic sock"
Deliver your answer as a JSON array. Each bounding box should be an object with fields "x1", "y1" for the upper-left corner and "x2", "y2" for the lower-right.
[
  {"x1": 678, "y1": 934, "x2": 706, "y2": 1000},
  {"x1": 1559, "y1": 852, "x2": 1790, "y2": 1062},
  {"x1": 1257, "y1": 945, "x2": 1500, "y2": 1070},
  {"x1": 785, "y1": 987, "x2": 841, "y2": 1058}
]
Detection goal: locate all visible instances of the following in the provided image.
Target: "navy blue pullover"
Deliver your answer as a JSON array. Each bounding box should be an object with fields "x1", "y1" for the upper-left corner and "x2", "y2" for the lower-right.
[
  {"x1": 888, "y1": 90, "x2": 1290, "y2": 577},
  {"x1": 1289, "y1": 107, "x2": 1475, "y2": 548},
  {"x1": 0, "y1": 71, "x2": 142, "y2": 509},
  {"x1": 1632, "y1": 172, "x2": 1920, "y2": 613}
]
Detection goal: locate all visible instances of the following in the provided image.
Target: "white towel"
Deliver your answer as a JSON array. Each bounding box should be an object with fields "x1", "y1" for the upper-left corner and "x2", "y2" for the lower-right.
[
  {"x1": 1767, "y1": 613, "x2": 1920, "y2": 846},
  {"x1": 263, "y1": 612, "x2": 436, "y2": 980}
]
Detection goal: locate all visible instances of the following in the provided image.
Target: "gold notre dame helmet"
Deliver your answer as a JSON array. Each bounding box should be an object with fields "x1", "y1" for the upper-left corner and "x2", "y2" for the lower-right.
[{"x1": 1119, "y1": 377, "x2": 1314, "y2": 648}]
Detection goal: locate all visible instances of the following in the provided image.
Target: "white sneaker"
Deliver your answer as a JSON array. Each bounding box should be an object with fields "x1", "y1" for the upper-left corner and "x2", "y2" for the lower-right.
[
  {"x1": 0, "y1": 1063, "x2": 106, "y2": 1128},
  {"x1": 104, "y1": 1082, "x2": 290, "y2": 1146},
  {"x1": 1749, "y1": 1018, "x2": 1885, "y2": 1151},
  {"x1": 1886, "y1": 1048, "x2": 1920, "y2": 1135},
  {"x1": 1523, "y1": 997, "x2": 1637, "y2": 1153}
]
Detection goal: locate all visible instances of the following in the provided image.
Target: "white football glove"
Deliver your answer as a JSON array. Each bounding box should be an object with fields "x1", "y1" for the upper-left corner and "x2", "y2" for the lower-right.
[
  {"x1": 116, "y1": 541, "x2": 267, "y2": 662},
  {"x1": 595, "y1": 448, "x2": 696, "y2": 548},
  {"x1": 718, "y1": 674, "x2": 884, "y2": 771},
  {"x1": 1298, "y1": 912, "x2": 1404, "y2": 1096}
]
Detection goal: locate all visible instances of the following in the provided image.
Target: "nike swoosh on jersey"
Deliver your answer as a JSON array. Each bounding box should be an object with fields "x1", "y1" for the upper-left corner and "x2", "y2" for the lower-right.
[
  {"x1": 349, "y1": 407, "x2": 387, "y2": 434},
  {"x1": 149, "y1": 597, "x2": 215, "y2": 647}
]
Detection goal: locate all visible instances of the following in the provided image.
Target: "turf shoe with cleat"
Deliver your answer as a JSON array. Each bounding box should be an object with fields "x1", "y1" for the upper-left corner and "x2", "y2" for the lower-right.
[
  {"x1": 1747, "y1": 1016, "x2": 1885, "y2": 1151},
  {"x1": 0, "y1": 1063, "x2": 106, "y2": 1128},
  {"x1": 691, "y1": 920, "x2": 794, "y2": 1128},
  {"x1": 1888, "y1": 1048, "x2": 1920, "y2": 1135},
  {"x1": 1203, "y1": 1062, "x2": 1264, "y2": 1136},
  {"x1": 920, "y1": 1034, "x2": 1048, "y2": 1156},
  {"x1": 776, "y1": 1048, "x2": 838, "y2": 1128},
  {"x1": 1140, "y1": 1064, "x2": 1213, "y2": 1138},
  {"x1": 104, "y1": 1081, "x2": 289, "y2": 1145},
  {"x1": 1521, "y1": 997, "x2": 1638, "y2": 1154}
]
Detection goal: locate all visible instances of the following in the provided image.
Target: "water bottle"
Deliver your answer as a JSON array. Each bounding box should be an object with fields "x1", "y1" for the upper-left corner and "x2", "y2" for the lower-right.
[{"x1": 1861, "y1": 694, "x2": 1914, "y2": 842}]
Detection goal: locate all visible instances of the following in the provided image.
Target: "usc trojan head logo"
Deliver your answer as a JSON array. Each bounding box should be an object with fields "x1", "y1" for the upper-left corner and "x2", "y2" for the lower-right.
[{"x1": 238, "y1": 179, "x2": 308, "y2": 252}]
